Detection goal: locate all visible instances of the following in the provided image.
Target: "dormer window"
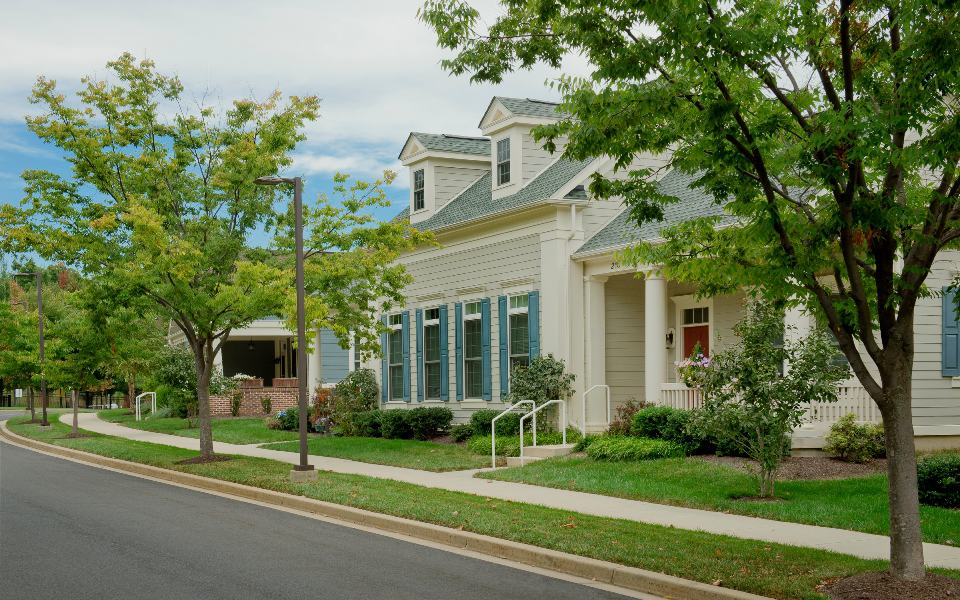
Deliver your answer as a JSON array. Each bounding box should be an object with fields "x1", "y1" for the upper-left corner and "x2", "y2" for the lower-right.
[
  {"x1": 496, "y1": 138, "x2": 511, "y2": 185},
  {"x1": 413, "y1": 169, "x2": 425, "y2": 211}
]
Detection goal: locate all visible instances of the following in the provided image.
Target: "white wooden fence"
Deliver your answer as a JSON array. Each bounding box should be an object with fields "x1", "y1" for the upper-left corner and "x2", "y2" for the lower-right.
[{"x1": 656, "y1": 381, "x2": 881, "y2": 424}]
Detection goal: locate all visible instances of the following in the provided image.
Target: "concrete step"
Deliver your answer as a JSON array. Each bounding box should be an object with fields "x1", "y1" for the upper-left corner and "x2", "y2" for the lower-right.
[
  {"x1": 505, "y1": 455, "x2": 544, "y2": 468},
  {"x1": 523, "y1": 443, "x2": 577, "y2": 458}
]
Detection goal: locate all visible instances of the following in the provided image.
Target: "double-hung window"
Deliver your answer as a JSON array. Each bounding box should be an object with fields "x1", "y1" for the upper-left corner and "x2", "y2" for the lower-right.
[
  {"x1": 463, "y1": 301, "x2": 483, "y2": 398},
  {"x1": 422, "y1": 307, "x2": 442, "y2": 400},
  {"x1": 413, "y1": 169, "x2": 425, "y2": 211},
  {"x1": 508, "y1": 293, "x2": 530, "y2": 374},
  {"x1": 496, "y1": 138, "x2": 510, "y2": 186},
  {"x1": 387, "y1": 314, "x2": 404, "y2": 401}
]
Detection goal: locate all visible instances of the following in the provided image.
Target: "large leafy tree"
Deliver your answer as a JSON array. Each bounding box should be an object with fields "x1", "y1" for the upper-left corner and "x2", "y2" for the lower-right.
[
  {"x1": 7, "y1": 54, "x2": 315, "y2": 460},
  {"x1": 421, "y1": 0, "x2": 960, "y2": 580}
]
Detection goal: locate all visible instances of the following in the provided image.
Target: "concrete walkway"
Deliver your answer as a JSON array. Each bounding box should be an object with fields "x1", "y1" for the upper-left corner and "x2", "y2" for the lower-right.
[{"x1": 65, "y1": 412, "x2": 960, "y2": 570}]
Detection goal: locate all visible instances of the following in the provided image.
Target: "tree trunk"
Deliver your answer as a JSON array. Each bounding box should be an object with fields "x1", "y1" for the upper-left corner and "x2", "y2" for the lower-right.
[
  {"x1": 878, "y1": 355, "x2": 925, "y2": 581},
  {"x1": 71, "y1": 389, "x2": 79, "y2": 436},
  {"x1": 125, "y1": 376, "x2": 134, "y2": 409},
  {"x1": 193, "y1": 339, "x2": 215, "y2": 460},
  {"x1": 28, "y1": 387, "x2": 35, "y2": 421}
]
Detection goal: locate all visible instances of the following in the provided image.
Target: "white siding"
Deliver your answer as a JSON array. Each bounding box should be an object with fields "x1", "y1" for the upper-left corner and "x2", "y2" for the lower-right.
[
  {"x1": 434, "y1": 165, "x2": 487, "y2": 207},
  {"x1": 521, "y1": 131, "x2": 563, "y2": 184},
  {"x1": 604, "y1": 274, "x2": 645, "y2": 409}
]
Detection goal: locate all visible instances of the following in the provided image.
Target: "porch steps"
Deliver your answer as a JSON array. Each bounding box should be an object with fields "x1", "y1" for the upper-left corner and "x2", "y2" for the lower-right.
[{"x1": 505, "y1": 444, "x2": 576, "y2": 468}]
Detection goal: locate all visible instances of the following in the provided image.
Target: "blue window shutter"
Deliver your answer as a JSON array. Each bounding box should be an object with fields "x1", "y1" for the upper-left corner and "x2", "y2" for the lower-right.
[
  {"x1": 498, "y1": 295, "x2": 509, "y2": 397},
  {"x1": 529, "y1": 290, "x2": 540, "y2": 358},
  {"x1": 415, "y1": 308, "x2": 424, "y2": 402},
  {"x1": 944, "y1": 287, "x2": 960, "y2": 377},
  {"x1": 380, "y1": 315, "x2": 388, "y2": 404},
  {"x1": 455, "y1": 303, "x2": 464, "y2": 401},
  {"x1": 481, "y1": 298, "x2": 492, "y2": 401},
  {"x1": 440, "y1": 304, "x2": 449, "y2": 401},
  {"x1": 402, "y1": 311, "x2": 411, "y2": 401}
]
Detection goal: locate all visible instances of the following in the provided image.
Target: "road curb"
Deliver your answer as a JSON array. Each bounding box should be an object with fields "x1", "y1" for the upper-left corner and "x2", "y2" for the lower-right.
[{"x1": 1, "y1": 421, "x2": 771, "y2": 600}]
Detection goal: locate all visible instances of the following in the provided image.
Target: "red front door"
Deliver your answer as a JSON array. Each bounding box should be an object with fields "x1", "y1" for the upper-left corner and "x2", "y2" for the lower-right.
[{"x1": 683, "y1": 325, "x2": 710, "y2": 358}]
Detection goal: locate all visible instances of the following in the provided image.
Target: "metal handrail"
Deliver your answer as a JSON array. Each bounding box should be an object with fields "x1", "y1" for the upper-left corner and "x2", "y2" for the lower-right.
[
  {"x1": 135, "y1": 392, "x2": 156, "y2": 421},
  {"x1": 519, "y1": 400, "x2": 567, "y2": 465},
  {"x1": 580, "y1": 384, "x2": 610, "y2": 436},
  {"x1": 491, "y1": 400, "x2": 536, "y2": 469}
]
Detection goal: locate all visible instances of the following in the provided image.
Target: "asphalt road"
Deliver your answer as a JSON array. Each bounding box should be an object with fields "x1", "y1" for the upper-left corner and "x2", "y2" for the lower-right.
[{"x1": 0, "y1": 417, "x2": 630, "y2": 600}]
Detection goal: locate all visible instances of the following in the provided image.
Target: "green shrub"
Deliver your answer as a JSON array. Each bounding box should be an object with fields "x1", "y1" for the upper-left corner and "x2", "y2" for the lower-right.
[
  {"x1": 470, "y1": 409, "x2": 521, "y2": 436},
  {"x1": 586, "y1": 436, "x2": 685, "y2": 461},
  {"x1": 630, "y1": 406, "x2": 711, "y2": 454},
  {"x1": 407, "y1": 406, "x2": 453, "y2": 440},
  {"x1": 450, "y1": 423, "x2": 473, "y2": 443},
  {"x1": 380, "y1": 410, "x2": 412, "y2": 439},
  {"x1": 823, "y1": 413, "x2": 886, "y2": 463},
  {"x1": 260, "y1": 396, "x2": 272, "y2": 415},
  {"x1": 275, "y1": 407, "x2": 312, "y2": 431},
  {"x1": 331, "y1": 368, "x2": 379, "y2": 424},
  {"x1": 917, "y1": 453, "x2": 960, "y2": 508},
  {"x1": 575, "y1": 433, "x2": 601, "y2": 452},
  {"x1": 339, "y1": 410, "x2": 383, "y2": 437},
  {"x1": 608, "y1": 398, "x2": 650, "y2": 436},
  {"x1": 230, "y1": 392, "x2": 242, "y2": 417}
]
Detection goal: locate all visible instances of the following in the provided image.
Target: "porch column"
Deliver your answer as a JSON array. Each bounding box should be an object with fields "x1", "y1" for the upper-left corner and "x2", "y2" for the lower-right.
[
  {"x1": 783, "y1": 303, "x2": 813, "y2": 375},
  {"x1": 584, "y1": 275, "x2": 608, "y2": 426},
  {"x1": 643, "y1": 270, "x2": 668, "y2": 405},
  {"x1": 307, "y1": 328, "x2": 322, "y2": 398},
  {"x1": 212, "y1": 344, "x2": 224, "y2": 374}
]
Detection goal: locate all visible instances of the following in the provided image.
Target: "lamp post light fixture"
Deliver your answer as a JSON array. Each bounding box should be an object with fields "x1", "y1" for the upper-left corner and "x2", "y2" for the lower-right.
[
  {"x1": 14, "y1": 271, "x2": 49, "y2": 427},
  {"x1": 253, "y1": 175, "x2": 316, "y2": 481}
]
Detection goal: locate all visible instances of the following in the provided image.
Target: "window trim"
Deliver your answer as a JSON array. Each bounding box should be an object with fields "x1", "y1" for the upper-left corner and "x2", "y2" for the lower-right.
[
  {"x1": 506, "y1": 293, "x2": 531, "y2": 384},
  {"x1": 670, "y1": 295, "x2": 714, "y2": 370},
  {"x1": 387, "y1": 313, "x2": 404, "y2": 401},
  {"x1": 495, "y1": 138, "x2": 511, "y2": 187},
  {"x1": 421, "y1": 306, "x2": 442, "y2": 401},
  {"x1": 462, "y1": 299, "x2": 483, "y2": 400},
  {"x1": 412, "y1": 168, "x2": 425, "y2": 212}
]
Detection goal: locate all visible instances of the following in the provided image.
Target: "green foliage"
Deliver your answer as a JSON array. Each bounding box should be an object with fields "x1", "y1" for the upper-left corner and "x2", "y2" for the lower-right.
[
  {"x1": 274, "y1": 407, "x2": 312, "y2": 432},
  {"x1": 574, "y1": 433, "x2": 601, "y2": 452},
  {"x1": 260, "y1": 396, "x2": 272, "y2": 415},
  {"x1": 824, "y1": 414, "x2": 886, "y2": 463},
  {"x1": 466, "y1": 430, "x2": 577, "y2": 457},
  {"x1": 917, "y1": 454, "x2": 960, "y2": 509},
  {"x1": 230, "y1": 392, "x2": 242, "y2": 418},
  {"x1": 586, "y1": 436, "x2": 685, "y2": 462},
  {"x1": 338, "y1": 410, "x2": 383, "y2": 438},
  {"x1": 450, "y1": 422, "x2": 474, "y2": 443},
  {"x1": 631, "y1": 406, "x2": 711, "y2": 455},
  {"x1": 694, "y1": 303, "x2": 848, "y2": 497},
  {"x1": 607, "y1": 398, "x2": 650, "y2": 436},
  {"x1": 470, "y1": 408, "x2": 521, "y2": 436},
  {"x1": 506, "y1": 354, "x2": 575, "y2": 404},
  {"x1": 150, "y1": 346, "x2": 197, "y2": 396},
  {"x1": 407, "y1": 406, "x2": 453, "y2": 440},
  {"x1": 379, "y1": 409, "x2": 412, "y2": 439},
  {"x1": 331, "y1": 368, "x2": 380, "y2": 426}
]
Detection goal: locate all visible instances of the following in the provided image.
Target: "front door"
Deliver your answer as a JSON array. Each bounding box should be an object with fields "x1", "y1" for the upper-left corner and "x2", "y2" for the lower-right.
[{"x1": 682, "y1": 325, "x2": 709, "y2": 358}]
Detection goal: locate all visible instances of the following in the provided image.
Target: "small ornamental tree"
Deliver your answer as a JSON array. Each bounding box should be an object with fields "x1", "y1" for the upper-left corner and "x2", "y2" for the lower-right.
[{"x1": 694, "y1": 302, "x2": 848, "y2": 497}]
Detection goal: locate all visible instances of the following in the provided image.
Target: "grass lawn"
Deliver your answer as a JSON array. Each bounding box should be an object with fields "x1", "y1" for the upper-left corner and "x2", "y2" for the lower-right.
[
  {"x1": 98, "y1": 408, "x2": 300, "y2": 445},
  {"x1": 479, "y1": 456, "x2": 960, "y2": 546},
  {"x1": 8, "y1": 416, "x2": 959, "y2": 600},
  {"x1": 261, "y1": 436, "x2": 491, "y2": 472}
]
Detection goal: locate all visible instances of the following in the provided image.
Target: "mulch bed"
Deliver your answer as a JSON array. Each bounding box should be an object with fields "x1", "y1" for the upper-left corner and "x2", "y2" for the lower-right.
[
  {"x1": 818, "y1": 571, "x2": 960, "y2": 599},
  {"x1": 174, "y1": 455, "x2": 232, "y2": 465},
  {"x1": 696, "y1": 455, "x2": 887, "y2": 480}
]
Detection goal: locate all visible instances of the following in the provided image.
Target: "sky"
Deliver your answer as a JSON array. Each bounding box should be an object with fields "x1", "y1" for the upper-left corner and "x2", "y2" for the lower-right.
[{"x1": 0, "y1": 0, "x2": 588, "y2": 237}]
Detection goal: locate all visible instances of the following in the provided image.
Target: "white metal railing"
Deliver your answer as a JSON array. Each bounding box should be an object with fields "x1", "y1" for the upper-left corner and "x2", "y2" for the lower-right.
[
  {"x1": 135, "y1": 392, "x2": 156, "y2": 421},
  {"x1": 656, "y1": 382, "x2": 881, "y2": 425},
  {"x1": 518, "y1": 400, "x2": 568, "y2": 466},
  {"x1": 580, "y1": 384, "x2": 611, "y2": 436},
  {"x1": 491, "y1": 400, "x2": 536, "y2": 469}
]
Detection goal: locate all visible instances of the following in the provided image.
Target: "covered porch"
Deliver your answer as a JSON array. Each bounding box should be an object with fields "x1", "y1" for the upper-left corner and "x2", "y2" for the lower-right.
[{"x1": 578, "y1": 265, "x2": 880, "y2": 441}]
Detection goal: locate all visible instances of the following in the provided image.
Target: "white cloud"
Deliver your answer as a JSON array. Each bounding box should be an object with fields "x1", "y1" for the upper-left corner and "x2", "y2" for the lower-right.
[{"x1": 0, "y1": 0, "x2": 590, "y2": 155}]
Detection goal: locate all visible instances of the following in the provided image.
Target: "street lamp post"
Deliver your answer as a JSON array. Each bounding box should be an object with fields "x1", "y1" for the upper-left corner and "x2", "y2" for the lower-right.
[
  {"x1": 15, "y1": 272, "x2": 48, "y2": 427},
  {"x1": 254, "y1": 175, "x2": 316, "y2": 481}
]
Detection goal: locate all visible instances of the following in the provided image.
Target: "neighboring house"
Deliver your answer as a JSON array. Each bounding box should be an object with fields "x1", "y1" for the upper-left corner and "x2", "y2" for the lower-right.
[
  {"x1": 168, "y1": 318, "x2": 354, "y2": 408},
  {"x1": 367, "y1": 95, "x2": 960, "y2": 450}
]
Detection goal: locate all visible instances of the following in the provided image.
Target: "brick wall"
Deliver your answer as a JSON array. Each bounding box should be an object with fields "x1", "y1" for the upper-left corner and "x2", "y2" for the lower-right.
[{"x1": 210, "y1": 387, "x2": 300, "y2": 417}]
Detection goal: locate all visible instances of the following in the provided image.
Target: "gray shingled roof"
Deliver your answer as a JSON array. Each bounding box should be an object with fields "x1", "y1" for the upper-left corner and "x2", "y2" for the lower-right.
[
  {"x1": 402, "y1": 132, "x2": 490, "y2": 159},
  {"x1": 394, "y1": 157, "x2": 593, "y2": 232},
  {"x1": 575, "y1": 170, "x2": 735, "y2": 255},
  {"x1": 494, "y1": 97, "x2": 564, "y2": 120}
]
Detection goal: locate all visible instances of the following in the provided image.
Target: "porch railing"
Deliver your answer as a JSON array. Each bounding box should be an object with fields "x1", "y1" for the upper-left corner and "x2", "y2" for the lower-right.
[{"x1": 656, "y1": 381, "x2": 881, "y2": 424}]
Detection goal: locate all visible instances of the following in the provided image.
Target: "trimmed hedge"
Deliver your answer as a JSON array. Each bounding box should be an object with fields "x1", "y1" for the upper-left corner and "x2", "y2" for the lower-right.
[
  {"x1": 470, "y1": 409, "x2": 521, "y2": 436},
  {"x1": 586, "y1": 436, "x2": 685, "y2": 461},
  {"x1": 339, "y1": 410, "x2": 383, "y2": 438},
  {"x1": 823, "y1": 414, "x2": 885, "y2": 463},
  {"x1": 450, "y1": 423, "x2": 474, "y2": 443},
  {"x1": 917, "y1": 453, "x2": 960, "y2": 508},
  {"x1": 467, "y1": 430, "x2": 576, "y2": 457},
  {"x1": 630, "y1": 406, "x2": 713, "y2": 455},
  {"x1": 408, "y1": 406, "x2": 454, "y2": 440}
]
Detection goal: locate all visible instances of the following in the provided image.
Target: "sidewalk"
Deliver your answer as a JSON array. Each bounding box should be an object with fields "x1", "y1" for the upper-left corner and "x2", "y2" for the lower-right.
[{"x1": 67, "y1": 412, "x2": 960, "y2": 570}]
